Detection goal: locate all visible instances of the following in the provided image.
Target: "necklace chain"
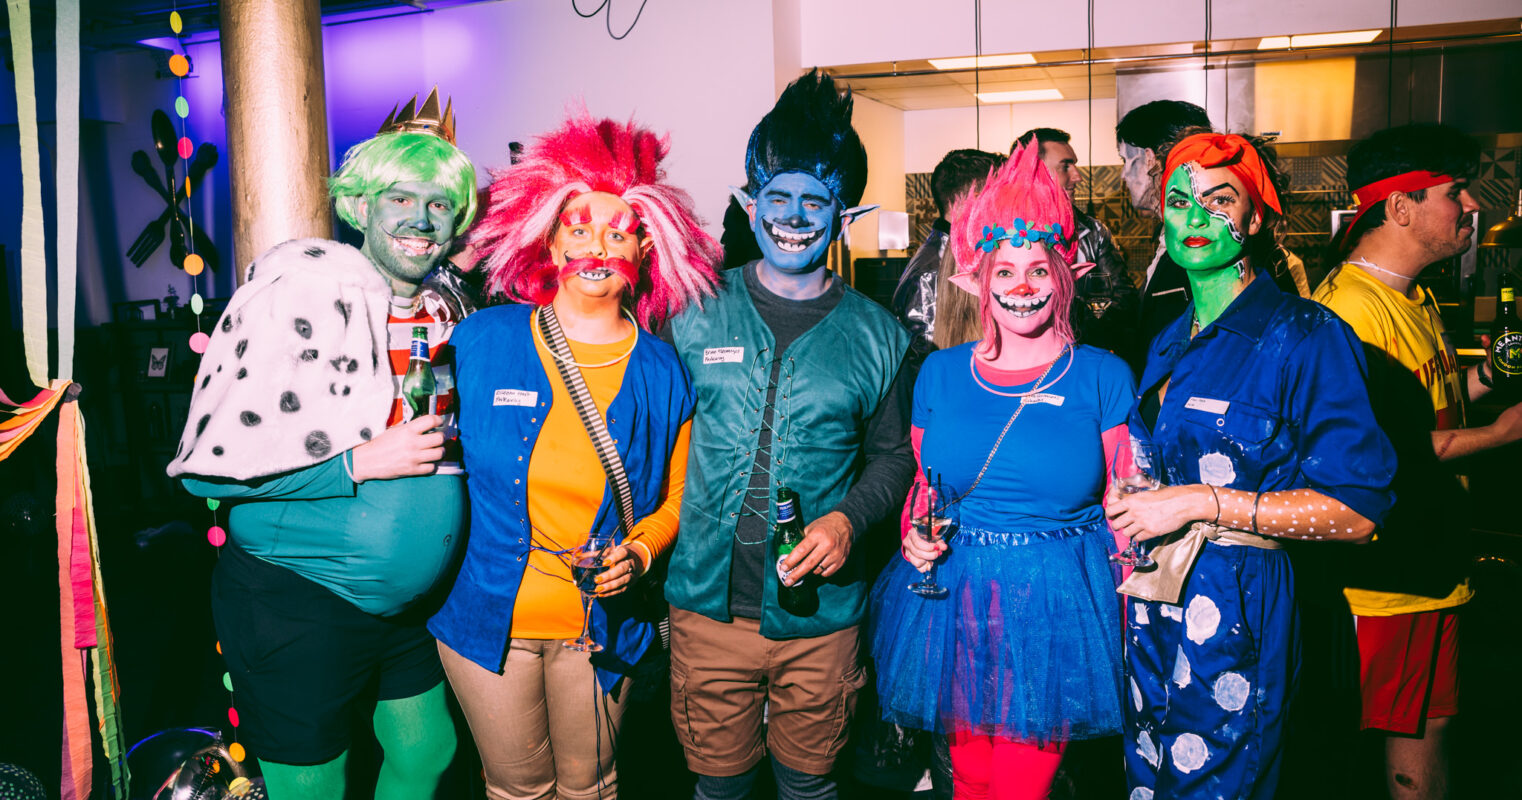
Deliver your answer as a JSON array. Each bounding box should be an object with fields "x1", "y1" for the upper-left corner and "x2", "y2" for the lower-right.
[
  {"x1": 1347, "y1": 256, "x2": 1410, "y2": 281},
  {"x1": 968, "y1": 344, "x2": 1073, "y2": 398},
  {"x1": 531, "y1": 305, "x2": 639, "y2": 369}
]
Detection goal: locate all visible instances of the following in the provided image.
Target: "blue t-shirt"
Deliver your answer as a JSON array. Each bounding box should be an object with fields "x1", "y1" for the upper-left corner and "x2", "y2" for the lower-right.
[{"x1": 914, "y1": 343, "x2": 1136, "y2": 533}]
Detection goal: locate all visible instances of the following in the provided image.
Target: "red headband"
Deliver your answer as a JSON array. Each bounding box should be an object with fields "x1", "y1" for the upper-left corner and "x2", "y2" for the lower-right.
[
  {"x1": 1163, "y1": 133, "x2": 1282, "y2": 217},
  {"x1": 1343, "y1": 170, "x2": 1455, "y2": 238}
]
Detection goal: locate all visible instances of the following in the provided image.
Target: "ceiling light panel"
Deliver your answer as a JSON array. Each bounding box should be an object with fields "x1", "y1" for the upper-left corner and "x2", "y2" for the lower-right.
[{"x1": 929, "y1": 53, "x2": 1038, "y2": 70}]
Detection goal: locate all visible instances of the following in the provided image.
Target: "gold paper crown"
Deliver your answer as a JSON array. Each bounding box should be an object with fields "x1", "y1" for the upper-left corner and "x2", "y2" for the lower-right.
[{"x1": 377, "y1": 86, "x2": 456, "y2": 145}]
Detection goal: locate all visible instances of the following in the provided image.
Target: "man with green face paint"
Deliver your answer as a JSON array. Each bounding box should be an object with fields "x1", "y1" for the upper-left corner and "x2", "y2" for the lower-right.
[
  {"x1": 1108, "y1": 133, "x2": 1396, "y2": 800},
  {"x1": 168, "y1": 89, "x2": 477, "y2": 800}
]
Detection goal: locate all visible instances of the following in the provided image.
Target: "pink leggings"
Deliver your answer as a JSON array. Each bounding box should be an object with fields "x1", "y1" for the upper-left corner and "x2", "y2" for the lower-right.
[{"x1": 948, "y1": 732, "x2": 1066, "y2": 800}]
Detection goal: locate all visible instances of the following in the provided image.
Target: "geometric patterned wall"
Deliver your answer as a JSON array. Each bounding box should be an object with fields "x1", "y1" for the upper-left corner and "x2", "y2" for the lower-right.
[{"x1": 908, "y1": 142, "x2": 1521, "y2": 292}]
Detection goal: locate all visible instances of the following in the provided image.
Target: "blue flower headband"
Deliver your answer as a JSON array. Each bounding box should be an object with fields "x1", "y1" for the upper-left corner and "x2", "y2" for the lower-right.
[{"x1": 976, "y1": 219, "x2": 1069, "y2": 253}]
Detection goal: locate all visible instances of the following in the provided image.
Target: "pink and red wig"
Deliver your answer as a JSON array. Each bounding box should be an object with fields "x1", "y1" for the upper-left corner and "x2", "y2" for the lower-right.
[
  {"x1": 473, "y1": 114, "x2": 720, "y2": 329},
  {"x1": 949, "y1": 144, "x2": 1086, "y2": 352}
]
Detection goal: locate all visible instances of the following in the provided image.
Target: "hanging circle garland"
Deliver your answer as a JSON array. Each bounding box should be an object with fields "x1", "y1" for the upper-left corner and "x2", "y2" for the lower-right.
[{"x1": 164, "y1": 1, "x2": 244, "y2": 768}]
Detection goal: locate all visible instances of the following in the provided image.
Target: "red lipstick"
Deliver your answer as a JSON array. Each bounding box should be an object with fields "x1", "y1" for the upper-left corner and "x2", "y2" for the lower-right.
[{"x1": 1183, "y1": 236, "x2": 1211, "y2": 247}]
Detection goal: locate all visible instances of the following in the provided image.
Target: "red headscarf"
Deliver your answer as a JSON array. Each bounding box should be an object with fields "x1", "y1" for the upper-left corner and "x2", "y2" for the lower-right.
[{"x1": 1163, "y1": 133, "x2": 1282, "y2": 217}]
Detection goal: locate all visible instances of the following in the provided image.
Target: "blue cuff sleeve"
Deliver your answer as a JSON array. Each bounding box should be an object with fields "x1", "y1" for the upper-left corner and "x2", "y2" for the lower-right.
[{"x1": 1286, "y1": 318, "x2": 1398, "y2": 525}]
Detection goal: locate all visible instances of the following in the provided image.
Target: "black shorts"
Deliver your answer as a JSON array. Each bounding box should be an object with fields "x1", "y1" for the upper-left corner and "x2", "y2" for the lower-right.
[{"x1": 210, "y1": 542, "x2": 444, "y2": 764}]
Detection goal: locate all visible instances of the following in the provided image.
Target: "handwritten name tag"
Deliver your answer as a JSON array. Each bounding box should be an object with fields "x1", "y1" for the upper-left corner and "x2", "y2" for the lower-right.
[
  {"x1": 1021, "y1": 393, "x2": 1065, "y2": 407},
  {"x1": 1185, "y1": 396, "x2": 1230, "y2": 415},
  {"x1": 494, "y1": 389, "x2": 537, "y2": 407},
  {"x1": 703, "y1": 347, "x2": 744, "y2": 365}
]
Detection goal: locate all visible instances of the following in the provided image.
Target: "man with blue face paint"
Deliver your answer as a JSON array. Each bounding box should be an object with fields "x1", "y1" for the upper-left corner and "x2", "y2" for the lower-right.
[
  {"x1": 663, "y1": 70, "x2": 914, "y2": 800},
  {"x1": 167, "y1": 90, "x2": 476, "y2": 800}
]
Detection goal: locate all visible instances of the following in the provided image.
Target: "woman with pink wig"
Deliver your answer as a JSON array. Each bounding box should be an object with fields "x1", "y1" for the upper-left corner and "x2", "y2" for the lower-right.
[
  {"x1": 428, "y1": 114, "x2": 719, "y2": 799},
  {"x1": 868, "y1": 144, "x2": 1134, "y2": 799}
]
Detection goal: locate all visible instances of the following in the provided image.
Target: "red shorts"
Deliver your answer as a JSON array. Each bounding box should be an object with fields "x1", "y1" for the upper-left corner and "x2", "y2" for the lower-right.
[{"x1": 1355, "y1": 609, "x2": 1460, "y2": 734}]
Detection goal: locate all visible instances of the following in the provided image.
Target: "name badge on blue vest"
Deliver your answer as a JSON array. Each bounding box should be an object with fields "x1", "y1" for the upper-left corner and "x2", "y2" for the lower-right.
[{"x1": 494, "y1": 389, "x2": 537, "y2": 407}]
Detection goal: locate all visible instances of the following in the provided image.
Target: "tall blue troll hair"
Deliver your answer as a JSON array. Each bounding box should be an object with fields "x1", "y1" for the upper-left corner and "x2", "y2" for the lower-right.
[{"x1": 743, "y1": 69, "x2": 868, "y2": 208}]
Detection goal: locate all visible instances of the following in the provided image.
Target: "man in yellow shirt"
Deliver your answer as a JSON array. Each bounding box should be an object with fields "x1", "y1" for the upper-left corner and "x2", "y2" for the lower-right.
[{"x1": 1314, "y1": 123, "x2": 1522, "y2": 800}]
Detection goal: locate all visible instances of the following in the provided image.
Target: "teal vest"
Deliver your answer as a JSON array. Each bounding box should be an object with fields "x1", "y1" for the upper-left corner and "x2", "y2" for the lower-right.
[{"x1": 665, "y1": 268, "x2": 909, "y2": 638}]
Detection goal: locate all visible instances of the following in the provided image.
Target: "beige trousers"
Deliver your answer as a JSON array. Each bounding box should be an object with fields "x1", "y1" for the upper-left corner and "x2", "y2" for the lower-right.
[{"x1": 439, "y1": 639, "x2": 629, "y2": 800}]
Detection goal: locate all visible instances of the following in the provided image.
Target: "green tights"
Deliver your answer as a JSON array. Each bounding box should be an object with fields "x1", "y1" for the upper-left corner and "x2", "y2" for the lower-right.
[{"x1": 256, "y1": 682, "x2": 456, "y2": 800}]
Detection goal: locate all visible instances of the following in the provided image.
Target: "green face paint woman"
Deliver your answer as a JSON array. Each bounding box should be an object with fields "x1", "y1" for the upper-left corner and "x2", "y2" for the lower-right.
[
  {"x1": 1162, "y1": 161, "x2": 1262, "y2": 329},
  {"x1": 1108, "y1": 132, "x2": 1396, "y2": 800}
]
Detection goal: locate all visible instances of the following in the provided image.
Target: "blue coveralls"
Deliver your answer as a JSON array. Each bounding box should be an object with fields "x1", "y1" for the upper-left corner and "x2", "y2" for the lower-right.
[{"x1": 1123, "y1": 273, "x2": 1395, "y2": 800}]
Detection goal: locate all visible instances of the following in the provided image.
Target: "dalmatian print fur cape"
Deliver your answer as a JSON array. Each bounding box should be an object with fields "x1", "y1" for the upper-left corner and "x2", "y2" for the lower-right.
[{"x1": 166, "y1": 239, "x2": 395, "y2": 481}]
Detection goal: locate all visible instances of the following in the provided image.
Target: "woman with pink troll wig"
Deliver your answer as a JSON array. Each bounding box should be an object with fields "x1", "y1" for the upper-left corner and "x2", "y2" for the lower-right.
[
  {"x1": 428, "y1": 113, "x2": 719, "y2": 800},
  {"x1": 868, "y1": 143, "x2": 1135, "y2": 799}
]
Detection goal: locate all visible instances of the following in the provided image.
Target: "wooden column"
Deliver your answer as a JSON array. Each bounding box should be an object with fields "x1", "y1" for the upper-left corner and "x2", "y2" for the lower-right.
[{"x1": 219, "y1": 0, "x2": 331, "y2": 284}]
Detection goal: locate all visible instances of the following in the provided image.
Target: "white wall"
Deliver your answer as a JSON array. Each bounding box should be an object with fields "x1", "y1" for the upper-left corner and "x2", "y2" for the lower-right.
[
  {"x1": 848, "y1": 94, "x2": 906, "y2": 255},
  {"x1": 322, "y1": 0, "x2": 779, "y2": 239},
  {"x1": 902, "y1": 99, "x2": 1120, "y2": 175},
  {"x1": 801, "y1": 0, "x2": 1521, "y2": 66}
]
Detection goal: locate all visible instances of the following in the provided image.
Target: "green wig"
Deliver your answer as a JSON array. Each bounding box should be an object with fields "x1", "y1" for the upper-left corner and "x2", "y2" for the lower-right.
[{"x1": 330, "y1": 132, "x2": 478, "y2": 236}]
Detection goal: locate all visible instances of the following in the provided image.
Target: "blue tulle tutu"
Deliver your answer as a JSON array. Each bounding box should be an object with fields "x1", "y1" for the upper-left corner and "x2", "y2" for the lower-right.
[{"x1": 868, "y1": 520, "x2": 1124, "y2": 743}]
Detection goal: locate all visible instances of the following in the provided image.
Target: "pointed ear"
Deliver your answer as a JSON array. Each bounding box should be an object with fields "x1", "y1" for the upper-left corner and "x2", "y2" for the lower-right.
[
  {"x1": 947, "y1": 270, "x2": 979, "y2": 294},
  {"x1": 840, "y1": 204, "x2": 880, "y2": 226},
  {"x1": 1070, "y1": 261, "x2": 1097, "y2": 282},
  {"x1": 729, "y1": 187, "x2": 756, "y2": 222},
  {"x1": 357, "y1": 197, "x2": 368, "y2": 220}
]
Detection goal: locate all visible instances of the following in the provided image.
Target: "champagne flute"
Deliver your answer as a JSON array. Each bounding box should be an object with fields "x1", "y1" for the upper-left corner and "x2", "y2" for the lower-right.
[
  {"x1": 907, "y1": 473, "x2": 952, "y2": 598},
  {"x1": 1109, "y1": 439, "x2": 1162, "y2": 567},
  {"x1": 564, "y1": 536, "x2": 611, "y2": 652}
]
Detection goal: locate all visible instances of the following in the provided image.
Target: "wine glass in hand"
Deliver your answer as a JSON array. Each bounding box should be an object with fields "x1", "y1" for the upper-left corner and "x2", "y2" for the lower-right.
[
  {"x1": 907, "y1": 477, "x2": 952, "y2": 598},
  {"x1": 1109, "y1": 440, "x2": 1162, "y2": 568},
  {"x1": 564, "y1": 537, "x2": 610, "y2": 652}
]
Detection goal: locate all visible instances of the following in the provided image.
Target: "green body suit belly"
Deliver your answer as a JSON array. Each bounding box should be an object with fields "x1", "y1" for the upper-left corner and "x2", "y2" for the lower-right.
[{"x1": 184, "y1": 458, "x2": 467, "y2": 617}]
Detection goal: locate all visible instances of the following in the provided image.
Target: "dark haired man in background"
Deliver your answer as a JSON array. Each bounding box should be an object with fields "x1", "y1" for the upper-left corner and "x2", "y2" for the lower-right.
[
  {"x1": 891, "y1": 148, "x2": 1005, "y2": 364},
  {"x1": 1014, "y1": 127, "x2": 1137, "y2": 353},
  {"x1": 1115, "y1": 100, "x2": 1212, "y2": 361}
]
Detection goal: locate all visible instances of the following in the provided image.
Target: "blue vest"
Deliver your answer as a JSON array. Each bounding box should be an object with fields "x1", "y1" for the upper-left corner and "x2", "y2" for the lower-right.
[
  {"x1": 428, "y1": 304, "x2": 694, "y2": 689},
  {"x1": 665, "y1": 269, "x2": 909, "y2": 638}
]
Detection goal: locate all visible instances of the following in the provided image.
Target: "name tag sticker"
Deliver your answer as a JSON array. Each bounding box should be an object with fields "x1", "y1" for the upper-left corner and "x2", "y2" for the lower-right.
[
  {"x1": 1185, "y1": 396, "x2": 1231, "y2": 415},
  {"x1": 1022, "y1": 393, "x2": 1065, "y2": 407},
  {"x1": 494, "y1": 389, "x2": 537, "y2": 407},
  {"x1": 703, "y1": 347, "x2": 745, "y2": 365}
]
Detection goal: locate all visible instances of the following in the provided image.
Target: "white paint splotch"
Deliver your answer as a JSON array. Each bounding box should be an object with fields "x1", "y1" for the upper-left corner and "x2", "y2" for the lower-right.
[
  {"x1": 1185, "y1": 594, "x2": 1221, "y2": 644},
  {"x1": 1171, "y1": 732, "x2": 1210, "y2": 773},
  {"x1": 1159, "y1": 603, "x2": 1184, "y2": 622},
  {"x1": 1135, "y1": 603, "x2": 1150, "y2": 625},
  {"x1": 1131, "y1": 676, "x2": 1143, "y2": 712},
  {"x1": 1137, "y1": 729, "x2": 1160, "y2": 767},
  {"x1": 1198, "y1": 452, "x2": 1236, "y2": 486},
  {"x1": 1214, "y1": 671, "x2": 1251, "y2": 712},
  {"x1": 1129, "y1": 788, "x2": 1154, "y2": 800},
  {"x1": 1172, "y1": 645, "x2": 1192, "y2": 688}
]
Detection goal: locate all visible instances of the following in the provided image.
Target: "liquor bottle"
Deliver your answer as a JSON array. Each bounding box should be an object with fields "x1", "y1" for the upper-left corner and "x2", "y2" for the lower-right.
[
  {"x1": 774, "y1": 487, "x2": 819, "y2": 617},
  {"x1": 402, "y1": 325, "x2": 436, "y2": 420},
  {"x1": 1490, "y1": 272, "x2": 1522, "y2": 390}
]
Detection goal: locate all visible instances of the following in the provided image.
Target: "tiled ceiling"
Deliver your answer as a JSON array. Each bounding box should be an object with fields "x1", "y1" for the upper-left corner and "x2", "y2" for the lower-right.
[{"x1": 827, "y1": 19, "x2": 1521, "y2": 111}]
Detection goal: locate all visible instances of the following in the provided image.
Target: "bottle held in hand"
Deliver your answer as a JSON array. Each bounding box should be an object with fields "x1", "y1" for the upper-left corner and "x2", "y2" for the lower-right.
[
  {"x1": 402, "y1": 325, "x2": 436, "y2": 421},
  {"x1": 774, "y1": 487, "x2": 819, "y2": 617}
]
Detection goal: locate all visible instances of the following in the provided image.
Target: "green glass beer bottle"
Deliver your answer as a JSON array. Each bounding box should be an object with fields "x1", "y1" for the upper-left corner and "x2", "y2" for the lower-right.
[
  {"x1": 774, "y1": 487, "x2": 819, "y2": 617},
  {"x1": 402, "y1": 325, "x2": 436, "y2": 420},
  {"x1": 1491, "y1": 272, "x2": 1522, "y2": 391}
]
